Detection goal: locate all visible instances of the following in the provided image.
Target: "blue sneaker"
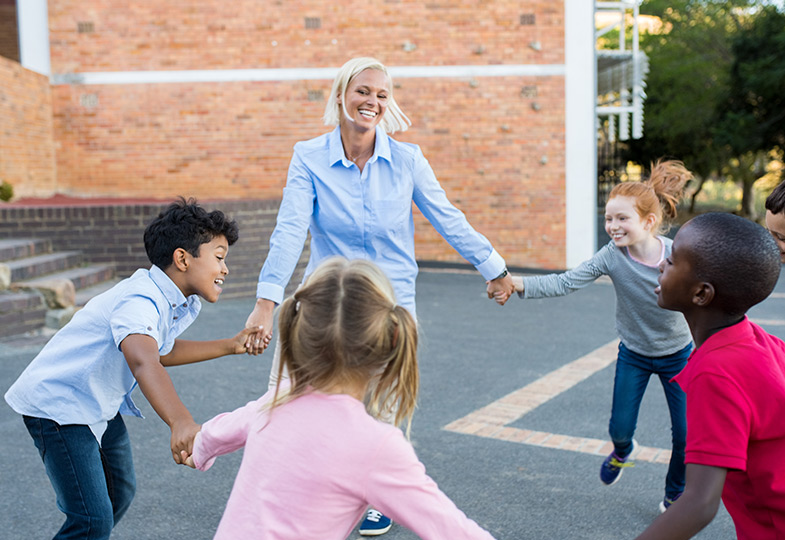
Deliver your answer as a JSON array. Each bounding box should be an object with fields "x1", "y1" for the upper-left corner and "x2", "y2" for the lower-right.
[
  {"x1": 359, "y1": 509, "x2": 392, "y2": 536},
  {"x1": 600, "y1": 439, "x2": 638, "y2": 485},
  {"x1": 659, "y1": 492, "x2": 682, "y2": 513}
]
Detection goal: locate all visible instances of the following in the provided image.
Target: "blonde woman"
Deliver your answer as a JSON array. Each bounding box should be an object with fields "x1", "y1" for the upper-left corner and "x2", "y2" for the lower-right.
[{"x1": 244, "y1": 56, "x2": 514, "y2": 535}]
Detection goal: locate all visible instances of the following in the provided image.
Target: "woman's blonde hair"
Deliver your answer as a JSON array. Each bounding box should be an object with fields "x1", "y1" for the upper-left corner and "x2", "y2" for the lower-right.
[
  {"x1": 323, "y1": 57, "x2": 411, "y2": 134},
  {"x1": 608, "y1": 159, "x2": 693, "y2": 234},
  {"x1": 273, "y1": 257, "x2": 419, "y2": 434}
]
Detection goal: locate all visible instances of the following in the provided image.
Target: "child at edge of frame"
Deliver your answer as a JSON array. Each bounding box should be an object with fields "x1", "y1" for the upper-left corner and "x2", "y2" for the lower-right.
[
  {"x1": 4, "y1": 197, "x2": 259, "y2": 540},
  {"x1": 634, "y1": 211, "x2": 785, "y2": 540},
  {"x1": 180, "y1": 257, "x2": 497, "y2": 540},
  {"x1": 763, "y1": 178, "x2": 785, "y2": 263},
  {"x1": 494, "y1": 159, "x2": 695, "y2": 512}
]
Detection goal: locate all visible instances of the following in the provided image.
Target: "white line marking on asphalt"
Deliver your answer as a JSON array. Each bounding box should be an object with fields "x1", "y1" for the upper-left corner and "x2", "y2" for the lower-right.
[
  {"x1": 443, "y1": 287, "x2": 785, "y2": 463},
  {"x1": 443, "y1": 339, "x2": 672, "y2": 464}
]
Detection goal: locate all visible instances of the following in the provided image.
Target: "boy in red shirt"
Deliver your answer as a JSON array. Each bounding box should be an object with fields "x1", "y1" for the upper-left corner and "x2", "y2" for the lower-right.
[{"x1": 636, "y1": 212, "x2": 785, "y2": 540}]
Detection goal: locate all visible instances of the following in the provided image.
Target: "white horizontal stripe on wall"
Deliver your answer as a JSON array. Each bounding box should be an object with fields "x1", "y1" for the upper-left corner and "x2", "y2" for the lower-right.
[{"x1": 51, "y1": 64, "x2": 566, "y2": 85}]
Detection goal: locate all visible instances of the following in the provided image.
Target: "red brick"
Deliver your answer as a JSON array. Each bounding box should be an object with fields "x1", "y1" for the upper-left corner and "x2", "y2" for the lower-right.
[{"x1": 4, "y1": 1, "x2": 571, "y2": 270}]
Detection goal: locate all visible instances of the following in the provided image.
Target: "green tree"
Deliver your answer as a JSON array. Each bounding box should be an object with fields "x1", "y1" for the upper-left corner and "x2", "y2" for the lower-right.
[
  {"x1": 624, "y1": 0, "x2": 783, "y2": 216},
  {"x1": 715, "y1": 5, "x2": 785, "y2": 215},
  {"x1": 721, "y1": 5, "x2": 785, "y2": 152},
  {"x1": 625, "y1": 1, "x2": 743, "y2": 197},
  {"x1": 710, "y1": 6, "x2": 785, "y2": 214}
]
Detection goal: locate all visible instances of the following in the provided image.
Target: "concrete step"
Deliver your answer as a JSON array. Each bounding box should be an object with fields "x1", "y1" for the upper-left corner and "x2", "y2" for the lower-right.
[
  {"x1": 0, "y1": 289, "x2": 47, "y2": 338},
  {"x1": 4, "y1": 251, "x2": 83, "y2": 282},
  {"x1": 42, "y1": 276, "x2": 122, "y2": 331},
  {"x1": 19, "y1": 264, "x2": 116, "y2": 292},
  {"x1": 11, "y1": 265, "x2": 116, "y2": 309},
  {"x1": 0, "y1": 238, "x2": 51, "y2": 262},
  {"x1": 0, "y1": 237, "x2": 119, "y2": 336}
]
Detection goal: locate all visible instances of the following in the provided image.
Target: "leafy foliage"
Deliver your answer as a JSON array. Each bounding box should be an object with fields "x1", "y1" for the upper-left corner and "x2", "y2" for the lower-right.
[
  {"x1": 716, "y1": 6, "x2": 785, "y2": 154},
  {"x1": 623, "y1": 0, "x2": 784, "y2": 216}
]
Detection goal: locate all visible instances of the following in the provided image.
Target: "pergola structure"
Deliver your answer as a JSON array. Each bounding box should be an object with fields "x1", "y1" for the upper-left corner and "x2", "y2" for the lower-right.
[{"x1": 596, "y1": 0, "x2": 648, "y2": 142}]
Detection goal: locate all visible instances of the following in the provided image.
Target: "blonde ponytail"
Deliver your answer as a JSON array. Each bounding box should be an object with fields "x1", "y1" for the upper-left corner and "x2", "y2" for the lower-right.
[
  {"x1": 270, "y1": 258, "x2": 420, "y2": 433},
  {"x1": 368, "y1": 305, "x2": 419, "y2": 436}
]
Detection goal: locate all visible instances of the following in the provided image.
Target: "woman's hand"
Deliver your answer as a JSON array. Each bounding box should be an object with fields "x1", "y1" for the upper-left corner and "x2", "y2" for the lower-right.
[
  {"x1": 486, "y1": 274, "x2": 516, "y2": 306},
  {"x1": 244, "y1": 299, "x2": 276, "y2": 354},
  {"x1": 232, "y1": 326, "x2": 264, "y2": 355}
]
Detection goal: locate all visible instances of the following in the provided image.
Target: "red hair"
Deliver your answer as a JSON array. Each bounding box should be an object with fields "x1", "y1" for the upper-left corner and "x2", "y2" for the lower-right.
[{"x1": 608, "y1": 160, "x2": 693, "y2": 234}]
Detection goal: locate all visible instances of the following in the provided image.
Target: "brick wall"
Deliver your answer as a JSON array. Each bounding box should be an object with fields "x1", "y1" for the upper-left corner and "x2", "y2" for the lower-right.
[
  {"x1": 5, "y1": 0, "x2": 568, "y2": 270},
  {"x1": 0, "y1": 56, "x2": 57, "y2": 199},
  {"x1": 50, "y1": 75, "x2": 565, "y2": 268},
  {"x1": 48, "y1": 1, "x2": 563, "y2": 72},
  {"x1": 0, "y1": 200, "x2": 309, "y2": 299}
]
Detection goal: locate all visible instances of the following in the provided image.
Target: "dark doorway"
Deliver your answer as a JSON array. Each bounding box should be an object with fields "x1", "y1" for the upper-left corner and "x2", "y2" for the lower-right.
[{"x1": 0, "y1": 0, "x2": 19, "y2": 63}]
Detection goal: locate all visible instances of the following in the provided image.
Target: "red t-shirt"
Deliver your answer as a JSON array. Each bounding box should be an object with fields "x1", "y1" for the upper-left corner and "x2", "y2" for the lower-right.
[{"x1": 674, "y1": 317, "x2": 785, "y2": 539}]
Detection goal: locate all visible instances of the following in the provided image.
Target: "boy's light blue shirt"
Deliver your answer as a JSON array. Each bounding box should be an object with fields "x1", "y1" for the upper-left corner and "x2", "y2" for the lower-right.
[
  {"x1": 257, "y1": 125, "x2": 505, "y2": 314},
  {"x1": 4, "y1": 265, "x2": 201, "y2": 442}
]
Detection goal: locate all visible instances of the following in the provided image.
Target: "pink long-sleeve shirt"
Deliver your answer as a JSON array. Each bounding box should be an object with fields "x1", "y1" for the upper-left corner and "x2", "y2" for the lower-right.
[{"x1": 193, "y1": 391, "x2": 496, "y2": 540}]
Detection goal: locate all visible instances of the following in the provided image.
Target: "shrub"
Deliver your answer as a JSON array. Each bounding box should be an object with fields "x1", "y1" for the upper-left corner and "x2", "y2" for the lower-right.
[{"x1": 0, "y1": 180, "x2": 13, "y2": 202}]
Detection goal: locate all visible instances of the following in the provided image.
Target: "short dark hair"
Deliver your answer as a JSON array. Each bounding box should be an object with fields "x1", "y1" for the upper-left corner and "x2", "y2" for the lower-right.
[
  {"x1": 765, "y1": 181, "x2": 785, "y2": 214},
  {"x1": 143, "y1": 197, "x2": 239, "y2": 269},
  {"x1": 685, "y1": 212, "x2": 780, "y2": 316}
]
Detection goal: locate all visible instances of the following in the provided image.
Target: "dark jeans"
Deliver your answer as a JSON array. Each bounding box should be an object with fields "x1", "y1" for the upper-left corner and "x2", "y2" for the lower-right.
[
  {"x1": 609, "y1": 342, "x2": 691, "y2": 500},
  {"x1": 23, "y1": 413, "x2": 136, "y2": 540}
]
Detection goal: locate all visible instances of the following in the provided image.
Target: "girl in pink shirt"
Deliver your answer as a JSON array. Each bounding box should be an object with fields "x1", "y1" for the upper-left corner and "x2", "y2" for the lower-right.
[{"x1": 183, "y1": 257, "x2": 495, "y2": 540}]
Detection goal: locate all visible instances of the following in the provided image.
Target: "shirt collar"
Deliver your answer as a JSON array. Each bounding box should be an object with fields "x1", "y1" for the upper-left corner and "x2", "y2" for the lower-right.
[
  {"x1": 149, "y1": 265, "x2": 194, "y2": 310},
  {"x1": 374, "y1": 125, "x2": 391, "y2": 163},
  {"x1": 329, "y1": 125, "x2": 391, "y2": 168},
  {"x1": 695, "y1": 316, "x2": 752, "y2": 356},
  {"x1": 673, "y1": 316, "x2": 752, "y2": 387}
]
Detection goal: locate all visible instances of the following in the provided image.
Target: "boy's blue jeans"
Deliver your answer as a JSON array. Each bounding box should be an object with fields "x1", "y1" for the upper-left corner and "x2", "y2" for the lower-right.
[
  {"x1": 609, "y1": 342, "x2": 691, "y2": 500},
  {"x1": 23, "y1": 413, "x2": 136, "y2": 540}
]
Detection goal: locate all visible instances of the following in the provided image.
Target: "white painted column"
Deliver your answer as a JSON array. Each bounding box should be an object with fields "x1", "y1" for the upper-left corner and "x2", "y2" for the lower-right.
[
  {"x1": 17, "y1": 0, "x2": 51, "y2": 77},
  {"x1": 564, "y1": 0, "x2": 598, "y2": 266}
]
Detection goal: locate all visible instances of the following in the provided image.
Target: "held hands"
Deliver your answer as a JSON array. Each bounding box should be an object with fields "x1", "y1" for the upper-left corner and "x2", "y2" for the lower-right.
[
  {"x1": 232, "y1": 326, "x2": 265, "y2": 355},
  {"x1": 170, "y1": 419, "x2": 201, "y2": 465},
  {"x1": 486, "y1": 273, "x2": 516, "y2": 306},
  {"x1": 244, "y1": 299, "x2": 275, "y2": 355},
  {"x1": 491, "y1": 274, "x2": 524, "y2": 305},
  {"x1": 179, "y1": 450, "x2": 196, "y2": 468},
  {"x1": 511, "y1": 276, "x2": 524, "y2": 295}
]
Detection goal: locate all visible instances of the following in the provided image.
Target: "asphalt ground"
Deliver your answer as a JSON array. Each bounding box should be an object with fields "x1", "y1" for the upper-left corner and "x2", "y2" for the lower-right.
[{"x1": 4, "y1": 266, "x2": 782, "y2": 539}]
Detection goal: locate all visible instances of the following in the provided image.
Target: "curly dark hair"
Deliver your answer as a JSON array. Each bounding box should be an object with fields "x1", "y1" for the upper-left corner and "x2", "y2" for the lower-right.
[{"x1": 143, "y1": 197, "x2": 239, "y2": 269}]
